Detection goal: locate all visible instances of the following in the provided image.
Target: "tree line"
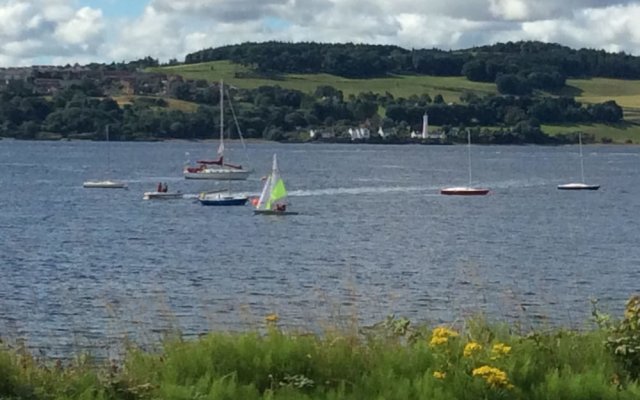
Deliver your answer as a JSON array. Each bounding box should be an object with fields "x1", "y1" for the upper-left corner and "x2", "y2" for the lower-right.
[
  {"x1": 185, "y1": 41, "x2": 640, "y2": 94},
  {"x1": 0, "y1": 78, "x2": 622, "y2": 144}
]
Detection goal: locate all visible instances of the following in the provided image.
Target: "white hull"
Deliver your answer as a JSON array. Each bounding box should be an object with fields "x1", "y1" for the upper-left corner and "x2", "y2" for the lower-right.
[
  {"x1": 143, "y1": 192, "x2": 183, "y2": 200},
  {"x1": 83, "y1": 180, "x2": 127, "y2": 189},
  {"x1": 557, "y1": 183, "x2": 600, "y2": 190},
  {"x1": 440, "y1": 186, "x2": 489, "y2": 196},
  {"x1": 183, "y1": 168, "x2": 251, "y2": 180},
  {"x1": 559, "y1": 133, "x2": 599, "y2": 191}
]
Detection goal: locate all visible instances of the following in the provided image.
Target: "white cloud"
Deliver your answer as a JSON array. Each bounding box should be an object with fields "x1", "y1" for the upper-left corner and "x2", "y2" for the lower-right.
[
  {"x1": 489, "y1": 0, "x2": 530, "y2": 20},
  {"x1": 0, "y1": 2, "x2": 33, "y2": 39},
  {"x1": 2, "y1": 0, "x2": 640, "y2": 67},
  {"x1": 0, "y1": 0, "x2": 105, "y2": 66},
  {"x1": 55, "y1": 7, "x2": 104, "y2": 47}
]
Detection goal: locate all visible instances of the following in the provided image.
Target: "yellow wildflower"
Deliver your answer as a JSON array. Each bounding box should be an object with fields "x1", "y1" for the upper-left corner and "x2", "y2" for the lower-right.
[
  {"x1": 430, "y1": 336, "x2": 449, "y2": 346},
  {"x1": 490, "y1": 343, "x2": 512, "y2": 359},
  {"x1": 433, "y1": 371, "x2": 446, "y2": 379},
  {"x1": 463, "y1": 342, "x2": 483, "y2": 357},
  {"x1": 265, "y1": 313, "x2": 279, "y2": 323},
  {"x1": 472, "y1": 365, "x2": 514, "y2": 389},
  {"x1": 429, "y1": 326, "x2": 459, "y2": 347},
  {"x1": 432, "y1": 327, "x2": 459, "y2": 338},
  {"x1": 624, "y1": 296, "x2": 640, "y2": 320}
]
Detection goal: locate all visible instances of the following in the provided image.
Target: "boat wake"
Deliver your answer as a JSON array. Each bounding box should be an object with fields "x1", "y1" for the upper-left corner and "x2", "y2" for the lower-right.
[
  {"x1": 487, "y1": 178, "x2": 553, "y2": 189},
  {"x1": 289, "y1": 185, "x2": 437, "y2": 197},
  {"x1": 125, "y1": 176, "x2": 185, "y2": 184}
]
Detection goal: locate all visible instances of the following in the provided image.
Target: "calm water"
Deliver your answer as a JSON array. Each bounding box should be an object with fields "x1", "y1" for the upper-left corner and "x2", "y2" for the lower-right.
[{"x1": 0, "y1": 139, "x2": 639, "y2": 356}]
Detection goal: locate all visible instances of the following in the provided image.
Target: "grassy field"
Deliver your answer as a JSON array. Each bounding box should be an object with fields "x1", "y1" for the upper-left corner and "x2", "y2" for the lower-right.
[
  {"x1": 113, "y1": 96, "x2": 200, "y2": 113},
  {"x1": 542, "y1": 122, "x2": 640, "y2": 144},
  {"x1": 151, "y1": 61, "x2": 640, "y2": 105},
  {"x1": 2, "y1": 299, "x2": 640, "y2": 400},
  {"x1": 148, "y1": 62, "x2": 640, "y2": 143},
  {"x1": 148, "y1": 61, "x2": 497, "y2": 102}
]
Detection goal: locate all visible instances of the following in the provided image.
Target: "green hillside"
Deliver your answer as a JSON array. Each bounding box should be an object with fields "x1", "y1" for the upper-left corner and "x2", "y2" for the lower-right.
[
  {"x1": 148, "y1": 61, "x2": 496, "y2": 102},
  {"x1": 148, "y1": 61, "x2": 640, "y2": 143},
  {"x1": 151, "y1": 61, "x2": 640, "y2": 109}
]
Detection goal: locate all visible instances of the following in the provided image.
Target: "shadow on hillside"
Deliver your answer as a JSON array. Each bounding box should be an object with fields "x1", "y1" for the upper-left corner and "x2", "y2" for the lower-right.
[{"x1": 553, "y1": 85, "x2": 583, "y2": 97}]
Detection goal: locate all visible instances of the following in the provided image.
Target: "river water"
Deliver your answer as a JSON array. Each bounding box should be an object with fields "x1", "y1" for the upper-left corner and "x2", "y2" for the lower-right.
[{"x1": 0, "y1": 139, "x2": 638, "y2": 356}]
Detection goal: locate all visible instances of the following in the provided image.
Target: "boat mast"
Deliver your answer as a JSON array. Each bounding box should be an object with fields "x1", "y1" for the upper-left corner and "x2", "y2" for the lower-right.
[
  {"x1": 579, "y1": 132, "x2": 585, "y2": 183},
  {"x1": 467, "y1": 129, "x2": 472, "y2": 187},
  {"x1": 218, "y1": 80, "x2": 224, "y2": 158},
  {"x1": 106, "y1": 124, "x2": 111, "y2": 175}
]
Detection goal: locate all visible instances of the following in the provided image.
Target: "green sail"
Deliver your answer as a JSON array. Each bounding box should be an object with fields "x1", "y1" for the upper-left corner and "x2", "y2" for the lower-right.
[{"x1": 266, "y1": 178, "x2": 287, "y2": 209}]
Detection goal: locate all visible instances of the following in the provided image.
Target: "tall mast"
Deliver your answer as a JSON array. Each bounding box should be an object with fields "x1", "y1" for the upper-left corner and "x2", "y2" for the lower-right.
[
  {"x1": 579, "y1": 132, "x2": 585, "y2": 183},
  {"x1": 218, "y1": 80, "x2": 224, "y2": 158},
  {"x1": 106, "y1": 124, "x2": 111, "y2": 174},
  {"x1": 467, "y1": 129, "x2": 472, "y2": 186}
]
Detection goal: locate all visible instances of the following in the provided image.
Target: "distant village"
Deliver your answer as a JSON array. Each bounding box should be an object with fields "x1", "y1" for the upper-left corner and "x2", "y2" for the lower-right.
[
  {"x1": 0, "y1": 65, "x2": 171, "y2": 97},
  {"x1": 310, "y1": 113, "x2": 447, "y2": 142}
]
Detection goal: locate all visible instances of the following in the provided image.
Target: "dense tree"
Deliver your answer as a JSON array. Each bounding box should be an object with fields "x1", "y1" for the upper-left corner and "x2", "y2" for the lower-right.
[
  {"x1": 462, "y1": 60, "x2": 490, "y2": 82},
  {"x1": 185, "y1": 41, "x2": 640, "y2": 81}
]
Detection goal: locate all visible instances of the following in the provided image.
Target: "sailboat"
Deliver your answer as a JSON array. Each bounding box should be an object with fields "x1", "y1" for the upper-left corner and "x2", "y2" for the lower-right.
[
  {"x1": 184, "y1": 80, "x2": 251, "y2": 180},
  {"x1": 557, "y1": 132, "x2": 600, "y2": 190},
  {"x1": 254, "y1": 154, "x2": 298, "y2": 215},
  {"x1": 83, "y1": 125, "x2": 127, "y2": 189},
  {"x1": 198, "y1": 188, "x2": 248, "y2": 206},
  {"x1": 440, "y1": 130, "x2": 489, "y2": 196}
]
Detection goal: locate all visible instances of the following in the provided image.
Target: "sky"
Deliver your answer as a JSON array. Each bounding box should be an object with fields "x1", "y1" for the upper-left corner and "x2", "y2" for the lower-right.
[{"x1": 1, "y1": 0, "x2": 640, "y2": 67}]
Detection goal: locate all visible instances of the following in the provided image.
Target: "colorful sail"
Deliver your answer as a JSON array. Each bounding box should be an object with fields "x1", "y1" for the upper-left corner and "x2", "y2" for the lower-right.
[
  {"x1": 257, "y1": 154, "x2": 290, "y2": 211},
  {"x1": 266, "y1": 178, "x2": 287, "y2": 209}
]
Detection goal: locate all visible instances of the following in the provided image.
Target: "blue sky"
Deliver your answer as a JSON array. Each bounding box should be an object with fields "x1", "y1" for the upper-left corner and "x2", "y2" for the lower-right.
[
  {"x1": 1, "y1": 0, "x2": 639, "y2": 67},
  {"x1": 77, "y1": 0, "x2": 146, "y2": 18}
]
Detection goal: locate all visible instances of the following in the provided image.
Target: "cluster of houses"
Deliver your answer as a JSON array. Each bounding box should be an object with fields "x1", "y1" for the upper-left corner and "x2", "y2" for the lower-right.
[
  {"x1": 0, "y1": 65, "x2": 169, "y2": 96},
  {"x1": 309, "y1": 113, "x2": 447, "y2": 142}
]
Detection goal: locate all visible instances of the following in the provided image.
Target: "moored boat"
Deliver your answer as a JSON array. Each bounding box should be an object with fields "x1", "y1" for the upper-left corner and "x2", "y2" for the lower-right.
[
  {"x1": 83, "y1": 180, "x2": 127, "y2": 189},
  {"x1": 143, "y1": 192, "x2": 183, "y2": 200},
  {"x1": 557, "y1": 133, "x2": 599, "y2": 191},
  {"x1": 198, "y1": 190, "x2": 248, "y2": 206},
  {"x1": 184, "y1": 80, "x2": 251, "y2": 180},
  {"x1": 440, "y1": 130, "x2": 489, "y2": 196},
  {"x1": 440, "y1": 187, "x2": 490, "y2": 196}
]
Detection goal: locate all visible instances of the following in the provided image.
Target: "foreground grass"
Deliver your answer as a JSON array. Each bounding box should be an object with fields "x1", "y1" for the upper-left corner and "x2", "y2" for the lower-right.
[{"x1": 2, "y1": 307, "x2": 640, "y2": 400}]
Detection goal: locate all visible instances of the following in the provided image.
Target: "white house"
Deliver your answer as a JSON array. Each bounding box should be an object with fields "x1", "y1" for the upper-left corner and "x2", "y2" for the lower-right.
[{"x1": 349, "y1": 127, "x2": 370, "y2": 140}]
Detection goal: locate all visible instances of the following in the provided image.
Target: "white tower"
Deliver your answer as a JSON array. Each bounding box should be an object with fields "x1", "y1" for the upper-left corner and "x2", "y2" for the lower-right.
[{"x1": 421, "y1": 113, "x2": 429, "y2": 139}]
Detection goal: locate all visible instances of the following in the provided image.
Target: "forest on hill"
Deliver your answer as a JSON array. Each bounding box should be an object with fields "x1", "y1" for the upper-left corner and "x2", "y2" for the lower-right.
[
  {"x1": 185, "y1": 41, "x2": 640, "y2": 95},
  {"x1": 0, "y1": 41, "x2": 634, "y2": 143}
]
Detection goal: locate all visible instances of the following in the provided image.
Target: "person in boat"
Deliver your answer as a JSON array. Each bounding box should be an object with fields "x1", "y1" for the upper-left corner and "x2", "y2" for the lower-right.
[
  {"x1": 275, "y1": 203, "x2": 287, "y2": 212},
  {"x1": 162, "y1": 183, "x2": 168, "y2": 193},
  {"x1": 157, "y1": 182, "x2": 162, "y2": 192}
]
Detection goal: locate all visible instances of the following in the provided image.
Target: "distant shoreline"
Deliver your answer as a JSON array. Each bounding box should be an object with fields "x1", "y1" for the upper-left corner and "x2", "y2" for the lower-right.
[{"x1": 1, "y1": 136, "x2": 637, "y2": 146}]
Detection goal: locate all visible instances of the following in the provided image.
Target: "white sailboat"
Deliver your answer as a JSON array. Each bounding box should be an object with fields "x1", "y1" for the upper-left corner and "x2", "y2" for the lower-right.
[
  {"x1": 83, "y1": 125, "x2": 127, "y2": 189},
  {"x1": 558, "y1": 132, "x2": 600, "y2": 190},
  {"x1": 254, "y1": 154, "x2": 298, "y2": 215},
  {"x1": 184, "y1": 80, "x2": 251, "y2": 180},
  {"x1": 441, "y1": 130, "x2": 489, "y2": 196}
]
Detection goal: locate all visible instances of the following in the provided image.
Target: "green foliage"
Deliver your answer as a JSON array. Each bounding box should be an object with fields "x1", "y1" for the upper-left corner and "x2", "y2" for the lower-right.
[
  {"x1": 4, "y1": 300, "x2": 640, "y2": 399},
  {"x1": 184, "y1": 40, "x2": 640, "y2": 82},
  {"x1": 605, "y1": 296, "x2": 640, "y2": 380}
]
